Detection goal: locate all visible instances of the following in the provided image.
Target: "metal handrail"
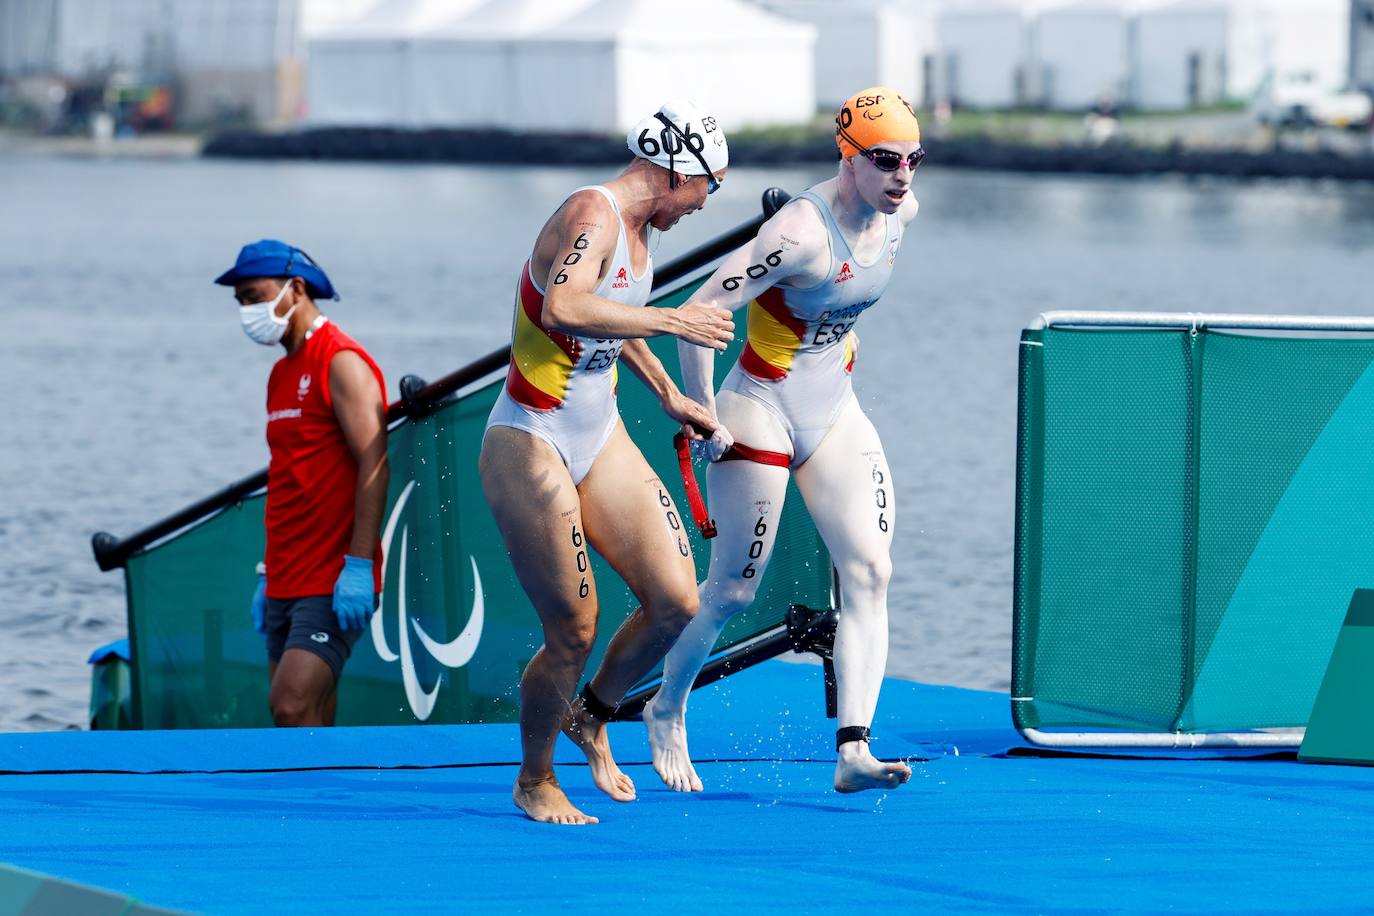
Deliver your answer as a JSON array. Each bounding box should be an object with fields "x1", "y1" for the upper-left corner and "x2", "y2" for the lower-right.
[
  {"x1": 1031, "y1": 311, "x2": 1374, "y2": 332},
  {"x1": 612, "y1": 604, "x2": 838, "y2": 721},
  {"x1": 1017, "y1": 724, "x2": 1303, "y2": 749},
  {"x1": 91, "y1": 187, "x2": 792, "y2": 571}
]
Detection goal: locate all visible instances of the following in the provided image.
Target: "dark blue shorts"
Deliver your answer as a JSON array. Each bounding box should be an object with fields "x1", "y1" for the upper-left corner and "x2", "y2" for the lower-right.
[{"x1": 264, "y1": 594, "x2": 366, "y2": 682}]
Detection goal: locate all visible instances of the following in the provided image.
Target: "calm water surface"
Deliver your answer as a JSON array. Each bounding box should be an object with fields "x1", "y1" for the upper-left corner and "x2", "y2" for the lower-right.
[{"x1": 2, "y1": 153, "x2": 1372, "y2": 729}]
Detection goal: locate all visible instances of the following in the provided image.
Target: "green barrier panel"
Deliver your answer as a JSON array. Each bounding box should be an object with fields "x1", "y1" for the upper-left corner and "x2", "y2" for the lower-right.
[
  {"x1": 124, "y1": 498, "x2": 270, "y2": 728},
  {"x1": 0, "y1": 863, "x2": 187, "y2": 915},
  {"x1": 1014, "y1": 326, "x2": 1374, "y2": 737},
  {"x1": 1297, "y1": 589, "x2": 1374, "y2": 765},
  {"x1": 88, "y1": 655, "x2": 132, "y2": 731},
  {"x1": 121, "y1": 276, "x2": 830, "y2": 728}
]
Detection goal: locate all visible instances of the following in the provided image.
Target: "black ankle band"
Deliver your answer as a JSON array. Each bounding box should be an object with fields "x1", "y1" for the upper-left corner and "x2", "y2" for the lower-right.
[
  {"x1": 580, "y1": 683, "x2": 619, "y2": 721},
  {"x1": 836, "y1": 726, "x2": 871, "y2": 750}
]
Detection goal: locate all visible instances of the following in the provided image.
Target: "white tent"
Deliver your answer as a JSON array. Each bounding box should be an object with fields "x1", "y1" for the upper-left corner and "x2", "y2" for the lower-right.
[
  {"x1": 305, "y1": 0, "x2": 483, "y2": 126},
  {"x1": 757, "y1": 0, "x2": 921, "y2": 109},
  {"x1": 301, "y1": 0, "x2": 380, "y2": 39},
  {"x1": 516, "y1": 0, "x2": 817, "y2": 133},
  {"x1": 409, "y1": 0, "x2": 596, "y2": 128},
  {"x1": 1131, "y1": 0, "x2": 1228, "y2": 109},
  {"x1": 937, "y1": 2, "x2": 1028, "y2": 108}
]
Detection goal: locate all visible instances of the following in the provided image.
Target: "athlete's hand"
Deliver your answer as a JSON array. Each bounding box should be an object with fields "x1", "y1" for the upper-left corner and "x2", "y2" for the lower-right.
[
  {"x1": 702, "y1": 426, "x2": 734, "y2": 463},
  {"x1": 670, "y1": 302, "x2": 734, "y2": 351},
  {"x1": 672, "y1": 403, "x2": 735, "y2": 463},
  {"x1": 662, "y1": 392, "x2": 719, "y2": 438},
  {"x1": 250, "y1": 573, "x2": 268, "y2": 635},
  {"x1": 333, "y1": 555, "x2": 376, "y2": 631}
]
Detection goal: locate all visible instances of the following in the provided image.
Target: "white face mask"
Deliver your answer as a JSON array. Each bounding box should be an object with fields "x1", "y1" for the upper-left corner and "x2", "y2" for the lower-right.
[{"x1": 240, "y1": 280, "x2": 297, "y2": 346}]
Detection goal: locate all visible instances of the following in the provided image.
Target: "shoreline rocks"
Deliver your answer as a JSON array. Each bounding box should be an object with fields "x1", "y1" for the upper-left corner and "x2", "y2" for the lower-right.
[{"x1": 202, "y1": 127, "x2": 1374, "y2": 182}]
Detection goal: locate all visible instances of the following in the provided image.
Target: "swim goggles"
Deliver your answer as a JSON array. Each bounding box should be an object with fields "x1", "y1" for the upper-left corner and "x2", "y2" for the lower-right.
[{"x1": 860, "y1": 146, "x2": 926, "y2": 173}]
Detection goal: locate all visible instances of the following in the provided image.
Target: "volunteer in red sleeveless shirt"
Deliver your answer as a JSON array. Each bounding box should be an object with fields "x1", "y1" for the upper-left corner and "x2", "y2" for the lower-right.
[{"x1": 215, "y1": 240, "x2": 389, "y2": 727}]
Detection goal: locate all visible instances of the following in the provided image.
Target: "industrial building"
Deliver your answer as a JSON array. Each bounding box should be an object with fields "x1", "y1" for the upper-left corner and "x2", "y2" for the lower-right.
[
  {"x1": 1131, "y1": 1, "x2": 1229, "y2": 110},
  {"x1": 1033, "y1": 2, "x2": 1131, "y2": 110},
  {"x1": 0, "y1": 0, "x2": 1366, "y2": 129},
  {"x1": 0, "y1": 0, "x2": 299, "y2": 125},
  {"x1": 756, "y1": 0, "x2": 926, "y2": 108}
]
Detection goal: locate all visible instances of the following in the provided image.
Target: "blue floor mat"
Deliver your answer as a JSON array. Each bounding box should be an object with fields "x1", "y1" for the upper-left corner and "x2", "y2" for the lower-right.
[{"x1": 1, "y1": 660, "x2": 1371, "y2": 913}]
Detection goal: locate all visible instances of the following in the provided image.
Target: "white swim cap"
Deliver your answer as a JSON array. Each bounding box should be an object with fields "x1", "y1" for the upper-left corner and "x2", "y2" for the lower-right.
[{"x1": 627, "y1": 100, "x2": 729, "y2": 177}]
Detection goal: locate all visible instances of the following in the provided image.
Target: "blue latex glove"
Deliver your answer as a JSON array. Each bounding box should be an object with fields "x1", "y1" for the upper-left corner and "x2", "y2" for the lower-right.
[
  {"x1": 333, "y1": 555, "x2": 375, "y2": 631},
  {"x1": 250, "y1": 574, "x2": 268, "y2": 635}
]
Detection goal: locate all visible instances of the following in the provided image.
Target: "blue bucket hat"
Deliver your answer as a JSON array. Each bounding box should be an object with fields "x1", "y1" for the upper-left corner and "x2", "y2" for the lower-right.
[{"x1": 214, "y1": 239, "x2": 339, "y2": 301}]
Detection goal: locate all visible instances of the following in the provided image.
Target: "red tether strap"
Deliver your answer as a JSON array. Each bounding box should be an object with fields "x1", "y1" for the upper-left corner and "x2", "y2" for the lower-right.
[
  {"x1": 719, "y1": 442, "x2": 791, "y2": 468},
  {"x1": 673, "y1": 432, "x2": 717, "y2": 539},
  {"x1": 673, "y1": 435, "x2": 793, "y2": 539}
]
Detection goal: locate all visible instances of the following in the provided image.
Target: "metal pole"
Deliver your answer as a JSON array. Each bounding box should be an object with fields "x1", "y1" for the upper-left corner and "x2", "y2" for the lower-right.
[
  {"x1": 611, "y1": 605, "x2": 837, "y2": 721},
  {"x1": 1031, "y1": 311, "x2": 1374, "y2": 333},
  {"x1": 90, "y1": 189, "x2": 792, "y2": 571}
]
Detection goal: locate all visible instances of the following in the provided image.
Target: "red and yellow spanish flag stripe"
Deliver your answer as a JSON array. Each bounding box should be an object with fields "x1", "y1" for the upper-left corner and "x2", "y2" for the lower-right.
[
  {"x1": 740, "y1": 287, "x2": 806, "y2": 381},
  {"x1": 506, "y1": 264, "x2": 582, "y2": 410}
]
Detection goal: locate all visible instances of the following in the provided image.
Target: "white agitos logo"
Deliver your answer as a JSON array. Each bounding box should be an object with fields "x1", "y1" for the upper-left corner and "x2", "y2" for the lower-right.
[{"x1": 373, "y1": 480, "x2": 484, "y2": 720}]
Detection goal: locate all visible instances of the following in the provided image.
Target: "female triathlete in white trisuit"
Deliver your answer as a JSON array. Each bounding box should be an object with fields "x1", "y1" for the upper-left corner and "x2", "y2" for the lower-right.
[
  {"x1": 485, "y1": 184, "x2": 655, "y2": 485},
  {"x1": 481, "y1": 101, "x2": 732, "y2": 825},
  {"x1": 646, "y1": 88, "x2": 924, "y2": 794}
]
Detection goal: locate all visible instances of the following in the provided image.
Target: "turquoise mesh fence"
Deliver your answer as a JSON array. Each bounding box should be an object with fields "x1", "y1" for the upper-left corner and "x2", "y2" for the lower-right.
[{"x1": 1014, "y1": 326, "x2": 1374, "y2": 734}]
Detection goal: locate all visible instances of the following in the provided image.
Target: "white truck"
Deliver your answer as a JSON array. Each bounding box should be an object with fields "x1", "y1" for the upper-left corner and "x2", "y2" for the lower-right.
[{"x1": 1250, "y1": 70, "x2": 1373, "y2": 129}]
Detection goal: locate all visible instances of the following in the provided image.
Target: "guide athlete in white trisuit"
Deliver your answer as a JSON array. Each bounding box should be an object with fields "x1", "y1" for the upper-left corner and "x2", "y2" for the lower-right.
[
  {"x1": 646, "y1": 88, "x2": 923, "y2": 794},
  {"x1": 481, "y1": 101, "x2": 732, "y2": 825}
]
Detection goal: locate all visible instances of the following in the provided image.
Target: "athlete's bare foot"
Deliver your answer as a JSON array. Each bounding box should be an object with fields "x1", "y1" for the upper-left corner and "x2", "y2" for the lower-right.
[
  {"x1": 513, "y1": 774, "x2": 599, "y2": 825},
  {"x1": 563, "y1": 698, "x2": 636, "y2": 802},
  {"x1": 643, "y1": 692, "x2": 703, "y2": 792},
  {"x1": 834, "y1": 742, "x2": 912, "y2": 794}
]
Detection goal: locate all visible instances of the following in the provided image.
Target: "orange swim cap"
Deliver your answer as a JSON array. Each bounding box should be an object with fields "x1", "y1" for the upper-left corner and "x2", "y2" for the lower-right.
[{"x1": 835, "y1": 87, "x2": 921, "y2": 158}]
